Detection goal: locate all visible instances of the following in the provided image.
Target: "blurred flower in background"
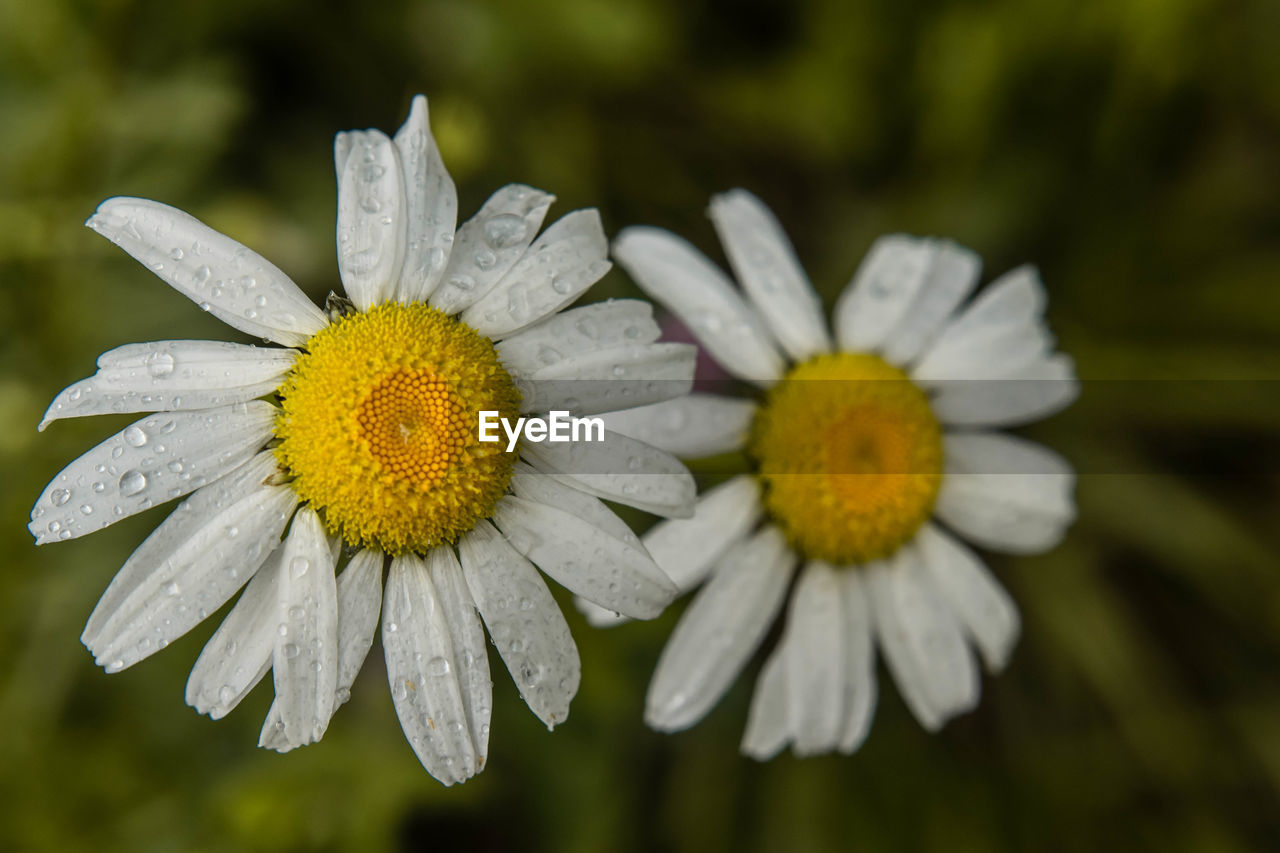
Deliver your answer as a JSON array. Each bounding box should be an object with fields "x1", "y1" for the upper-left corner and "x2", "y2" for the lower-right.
[
  {"x1": 605, "y1": 191, "x2": 1077, "y2": 757},
  {"x1": 2, "y1": 0, "x2": 1279, "y2": 851}
]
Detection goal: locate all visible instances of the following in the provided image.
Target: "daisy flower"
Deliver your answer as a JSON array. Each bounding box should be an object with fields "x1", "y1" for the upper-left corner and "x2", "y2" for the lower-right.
[
  {"x1": 29, "y1": 96, "x2": 697, "y2": 785},
  {"x1": 595, "y1": 189, "x2": 1078, "y2": 757}
]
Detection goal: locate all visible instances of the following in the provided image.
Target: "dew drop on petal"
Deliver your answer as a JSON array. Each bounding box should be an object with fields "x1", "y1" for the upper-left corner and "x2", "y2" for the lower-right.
[{"x1": 119, "y1": 470, "x2": 147, "y2": 496}]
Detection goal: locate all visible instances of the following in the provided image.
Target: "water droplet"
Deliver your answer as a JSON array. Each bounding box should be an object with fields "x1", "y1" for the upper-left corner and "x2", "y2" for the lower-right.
[
  {"x1": 50, "y1": 488, "x2": 71, "y2": 507},
  {"x1": 79, "y1": 504, "x2": 93, "y2": 516},
  {"x1": 550, "y1": 275, "x2": 573, "y2": 295},
  {"x1": 623, "y1": 324, "x2": 642, "y2": 339},
  {"x1": 92, "y1": 481, "x2": 106, "y2": 493},
  {"x1": 288, "y1": 605, "x2": 305, "y2": 620},
  {"x1": 448, "y1": 273, "x2": 475, "y2": 292},
  {"x1": 536, "y1": 345, "x2": 562, "y2": 366},
  {"x1": 426, "y1": 656, "x2": 451, "y2": 677},
  {"x1": 290, "y1": 557, "x2": 310, "y2": 578},
  {"x1": 392, "y1": 679, "x2": 408, "y2": 700},
  {"x1": 386, "y1": 621, "x2": 399, "y2": 633},
  {"x1": 575, "y1": 318, "x2": 599, "y2": 339},
  {"x1": 167, "y1": 460, "x2": 184, "y2": 473},
  {"x1": 254, "y1": 294, "x2": 268, "y2": 307},
  {"x1": 225, "y1": 525, "x2": 239, "y2": 538},
  {"x1": 612, "y1": 364, "x2": 625, "y2": 377},
  {"x1": 165, "y1": 581, "x2": 180, "y2": 596},
  {"x1": 483, "y1": 213, "x2": 528, "y2": 249},
  {"x1": 193, "y1": 265, "x2": 212, "y2": 285},
  {"x1": 119, "y1": 470, "x2": 147, "y2": 496},
  {"x1": 218, "y1": 685, "x2": 236, "y2": 706},
  {"x1": 360, "y1": 196, "x2": 382, "y2": 214},
  {"x1": 475, "y1": 249, "x2": 497, "y2": 270},
  {"x1": 283, "y1": 643, "x2": 299, "y2": 659},
  {"x1": 123, "y1": 426, "x2": 148, "y2": 447},
  {"x1": 169, "y1": 247, "x2": 184, "y2": 260}
]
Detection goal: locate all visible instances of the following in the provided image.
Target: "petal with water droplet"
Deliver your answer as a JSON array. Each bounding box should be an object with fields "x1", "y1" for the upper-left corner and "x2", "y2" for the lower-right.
[
  {"x1": 431, "y1": 184, "x2": 554, "y2": 314},
  {"x1": 519, "y1": 428, "x2": 695, "y2": 518},
  {"x1": 270, "y1": 507, "x2": 339, "y2": 749},
  {"x1": 186, "y1": 543, "x2": 284, "y2": 718},
  {"x1": 496, "y1": 299, "x2": 660, "y2": 372},
  {"x1": 461, "y1": 209, "x2": 610, "y2": 338},
  {"x1": 40, "y1": 340, "x2": 296, "y2": 430},
  {"x1": 492, "y1": 495, "x2": 677, "y2": 620},
  {"x1": 85, "y1": 197, "x2": 326, "y2": 346},
  {"x1": 86, "y1": 462, "x2": 296, "y2": 672},
  {"x1": 335, "y1": 130, "x2": 407, "y2": 310},
  {"x1": 383, "y1": 552, "x2": 480, "y2": 784},
  {"x1": 391, "y1": 95, "x2": 457, "y2": 303},
  {"x1": 458, "y1": 520, "x2": 579, "y2": 730},
  {"x1": 30, "y1": 402, "x2": 276, "y2": 545},
  {"x1": 514, "y1": 342, "x2": 695, "y2": 416}
]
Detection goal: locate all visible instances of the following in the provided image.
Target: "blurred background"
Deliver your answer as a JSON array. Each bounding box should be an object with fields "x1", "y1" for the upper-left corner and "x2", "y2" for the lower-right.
[{"x1": 2, "y1": 0, "x2": 1279, "y2": 850}]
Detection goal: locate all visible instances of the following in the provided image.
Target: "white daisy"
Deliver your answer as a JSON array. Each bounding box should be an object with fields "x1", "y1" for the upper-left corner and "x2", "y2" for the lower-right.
[
  {"x1": 29, "y1": 95, "x2": 697, "y2": 785},
  {"x1": 592, "y1": 188, "x2": 1078, "y2": 757}
]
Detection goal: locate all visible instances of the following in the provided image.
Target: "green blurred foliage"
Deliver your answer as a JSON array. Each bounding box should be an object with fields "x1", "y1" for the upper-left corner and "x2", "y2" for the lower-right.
[{"x1": 1, "y1": 0, "x2": 1278, "y2": 850}]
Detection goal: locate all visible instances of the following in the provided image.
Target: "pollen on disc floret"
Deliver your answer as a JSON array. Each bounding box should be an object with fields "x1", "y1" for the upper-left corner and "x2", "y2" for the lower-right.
[
  {"x1": 274, "y1": 303, "x2": 521, "y2": 554},
  {"x1": 748, "y1": 352, "x2": 943, "y2": 565}
]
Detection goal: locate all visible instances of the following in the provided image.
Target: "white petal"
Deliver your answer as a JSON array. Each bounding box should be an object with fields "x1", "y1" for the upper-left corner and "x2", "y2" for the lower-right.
[
  {"x1": 81, "y1": 451, "x2": 273, "y2": 646},
  {"x1": 881, "y1": 241, "x2": 981, "y2": 366},
  {"x1": 612, "y1": 226, "x2": 785, "y2": 386},
  {"x1": 492, "y1": 495, "x2": 677, "y2": 619},
  {"x1": 267, "y1": 548, "x2": 386, "y2": 750},
  {"x1": 741, "y1": 642, "x2": 790, "y2": 761},
  {"x1": 86, "y1": 197, "x2": 326, "y2": 346},
  {"x1": 425, "y1": 545, "x2": 493, "y2": 765},
  {"x1": 382, "y1": 553, "x2": 480, "y2": 785},
  {"x1": 30, "y1": 401, "x2": 276, "y2": 545},
  {"x1": 87, "y1": 471, "x2": 296, "y2": 672},
  {"x1": 431, "y1": 184, "x2": 554, "y2": 314},
  {"x1": 935, "y1": 432, "x2": 1076, "y2": 554},
  {"x1": 929, "y1": 353, "x2": 1079, "y2": 428},
  {"x1": 514, "y1": 342, "x2": 695, "y2": 416},
  {"x1": 869, "y1": 550, "x2": 979, "y2": 731},
  {"x1": 334, "y1": 129, "x2": 407, "y2": 310},
  {"x1": 837, "y1": 568, "x2": 878, "y2": 754},
  {"x1": 708, "y1": 189, "x2": 830, "y2": 361},
  {"x1": 271, "y1": 507, "x2": 339, "y2": 749},
  {"x1": 833, "y1": 235, "x2": 936, "y2": 353},
  {"x1": 461, "y1": 209, "x2": 611, "y2": 338},
  {"x1": 509, "y1": 462, "x2": 642, "y2": 547},
  {"x1": 391, "y1": 95, "x2": 457, "y2": 303},
  {"x1": 912, "y1": 265, "x2": 1051, "y2": 382},
  {"x1": 334, "y1": 549, "x2": 385, "y2": 702},
  {"x1": 520, "y1": 429, "x2": 696, "y2": 518},
  {"x1": 784, "y1": 561, "x2": 846, "y2": 755},
  {"x1": 39, "y1": 341, "x2": 296, "y2": 431},
  {"x1": 458, "y1": 520, "x2": 579, "y2": 729},
  {"x1": 645, "y1": 526, "x2": 796, "y2": 732},
  {"x1": 185, "y1": 543, "x2": 284, "y2": 718},
  {"x1": 917, "y1": 524, "x2": 1020, "y2": 671},
  {"x1": 496, "y1": 299, "x2": 660, "y2": 373},
  {"x1": 599, "y1": 394, "x2": 755, "y2": 459},
  {"x1": 642, "y1": 475, "x2": 763, "y2": 592}
]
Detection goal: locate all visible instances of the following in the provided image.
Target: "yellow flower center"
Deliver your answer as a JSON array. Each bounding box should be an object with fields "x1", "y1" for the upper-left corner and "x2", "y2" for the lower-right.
[
  {"x1": 275, "y1": 303, "x2": 520, "y2": 555},
  {"x1": 748, "y1": 352, "x2": 943, "y2": 565}
]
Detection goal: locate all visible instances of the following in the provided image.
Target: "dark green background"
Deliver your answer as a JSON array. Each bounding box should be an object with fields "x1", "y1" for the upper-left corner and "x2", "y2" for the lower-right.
[{"x1": 2, "y1": 0, "x2": 1278, "y2": 850}]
